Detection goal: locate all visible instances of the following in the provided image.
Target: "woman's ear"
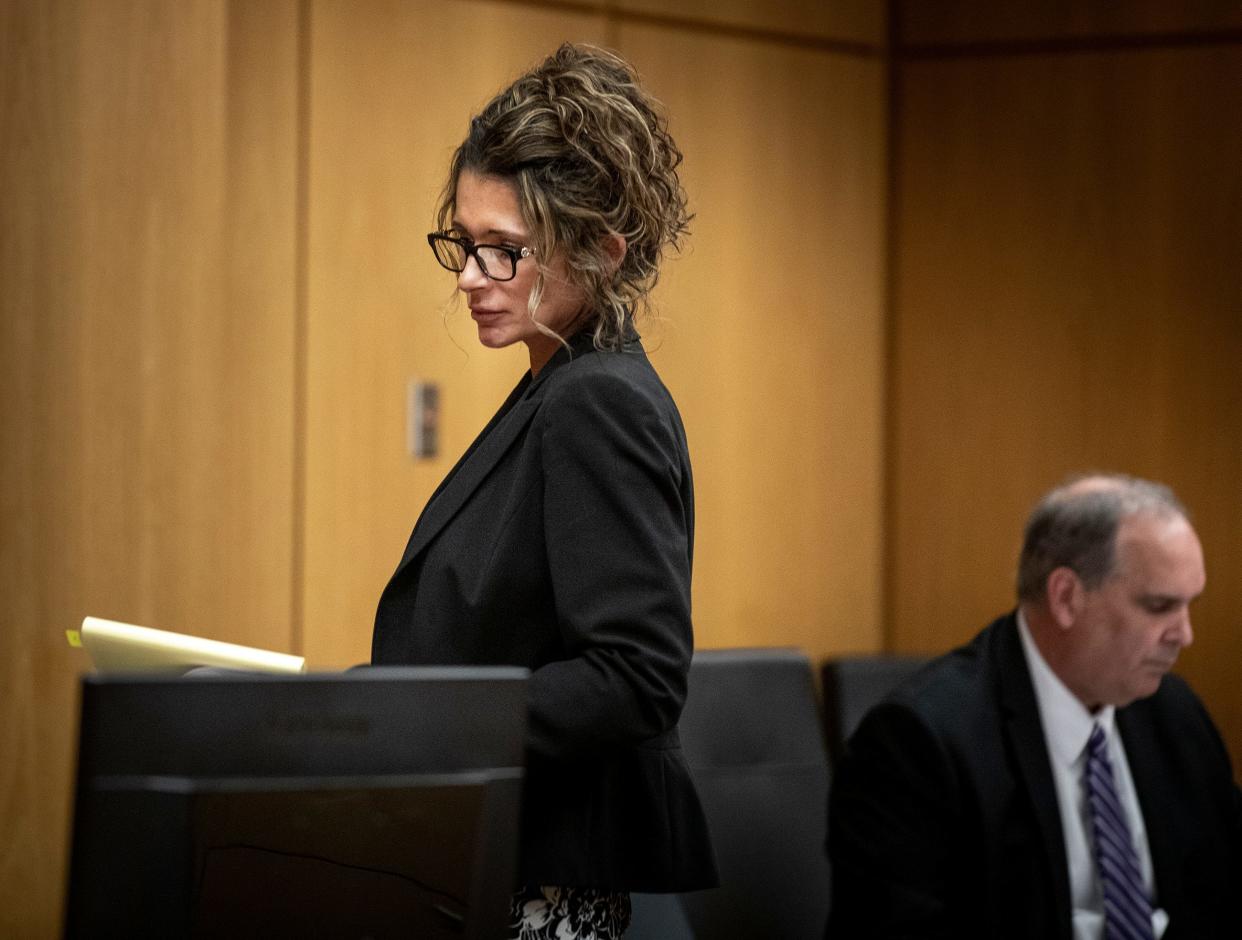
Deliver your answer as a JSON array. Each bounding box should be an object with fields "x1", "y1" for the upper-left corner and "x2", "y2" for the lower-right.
[{"x1": 603, "y1": 233, "x2": 627, "y2": 273}]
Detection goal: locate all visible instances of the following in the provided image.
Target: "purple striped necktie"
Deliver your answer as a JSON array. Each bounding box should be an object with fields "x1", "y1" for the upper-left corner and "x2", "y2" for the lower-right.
[{"x1": 1084, "y1": 722, "x2": 1155, "y2": 940}]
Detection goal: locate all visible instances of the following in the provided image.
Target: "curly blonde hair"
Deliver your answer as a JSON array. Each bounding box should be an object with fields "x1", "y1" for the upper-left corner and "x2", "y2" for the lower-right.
[{"x1": 435, "y1": 43, "x2": 691, "y2": 350}]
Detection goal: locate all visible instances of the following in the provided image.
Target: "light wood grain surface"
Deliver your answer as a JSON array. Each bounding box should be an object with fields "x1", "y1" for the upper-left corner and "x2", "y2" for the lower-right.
[
  {"x1": 620, "y1": 24, "x2": 887, "y2": 660},
  {"x1": 1, "y1": 0, "x2": 300, "y2": 932}
]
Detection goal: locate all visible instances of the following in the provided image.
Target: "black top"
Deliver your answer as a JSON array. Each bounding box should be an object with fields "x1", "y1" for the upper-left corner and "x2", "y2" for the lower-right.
[
  {"x1": 373, "y1": 329, "x2": 717, "y2": 891},
  {"x1": 828, "y1": 612, "x2": 1242, "y2": 939}
]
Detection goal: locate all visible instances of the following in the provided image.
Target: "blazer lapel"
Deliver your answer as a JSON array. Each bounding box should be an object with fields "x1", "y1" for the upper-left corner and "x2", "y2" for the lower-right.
[
  {"x1": 1117, "y1": 700, "x2": 1182, "y2": 915},
  {"x1": 995, "y1": 615, "x2": 1074, "y2": 939},
  {"x1": 392, "y1": 329, "x2": 599, "y2": 577},
  {"x1": 418, "y1": 371, "x2": 530, "y2": 520},
  {"x1": 395, "y1": 390, "x2": 539, "y2": 574}
]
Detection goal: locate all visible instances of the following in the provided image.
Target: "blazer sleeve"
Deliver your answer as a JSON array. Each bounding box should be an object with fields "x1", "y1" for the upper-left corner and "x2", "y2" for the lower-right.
[
  {"x1": 526, "y1": 365, "x2": 693, "y2": 759},
  {"x1": 827, "y1": 702, "x2": 969, "y2": 939}
]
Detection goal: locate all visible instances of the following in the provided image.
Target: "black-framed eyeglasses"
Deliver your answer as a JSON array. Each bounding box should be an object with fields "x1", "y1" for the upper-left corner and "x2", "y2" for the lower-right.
[{"x1": 427, "y1": 232, "x2": 537, "y2": 282}]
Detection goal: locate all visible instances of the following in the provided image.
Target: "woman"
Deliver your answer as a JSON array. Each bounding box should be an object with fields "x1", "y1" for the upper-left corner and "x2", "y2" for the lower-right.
[{"x1": 371, "y1": 43, "x2": 717, "y2": 938}]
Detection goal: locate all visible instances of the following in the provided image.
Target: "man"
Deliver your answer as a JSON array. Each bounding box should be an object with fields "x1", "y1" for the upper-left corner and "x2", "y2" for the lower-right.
[{"x1": 827, "y1": 474, "x2": 1242, "y2": 939}]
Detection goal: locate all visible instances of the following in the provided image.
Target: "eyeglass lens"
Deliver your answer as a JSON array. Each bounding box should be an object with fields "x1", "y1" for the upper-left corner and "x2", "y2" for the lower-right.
[{"x1": 431, "y1": 237, "x2": 517, "y2": 280}]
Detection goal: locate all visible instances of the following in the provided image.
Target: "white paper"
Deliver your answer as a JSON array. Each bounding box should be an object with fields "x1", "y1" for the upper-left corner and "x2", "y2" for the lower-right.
[{"x1": 79, "y1": 616, "x2": 306, "y2": 675}]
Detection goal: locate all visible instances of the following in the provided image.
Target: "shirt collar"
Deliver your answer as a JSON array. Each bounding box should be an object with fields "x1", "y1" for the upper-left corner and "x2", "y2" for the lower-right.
[{"x1": 1017, "y1": 608, "x2": 1115, "y2": 768}]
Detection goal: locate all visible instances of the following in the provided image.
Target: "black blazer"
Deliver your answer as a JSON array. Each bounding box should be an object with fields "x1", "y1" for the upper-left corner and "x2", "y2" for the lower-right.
[
  {"x1": 827, "y1": 613, "x2": 1242, "y2": 939},
  {"x1": 373, "y1": 329, "x2": 717, "y2": 891}
]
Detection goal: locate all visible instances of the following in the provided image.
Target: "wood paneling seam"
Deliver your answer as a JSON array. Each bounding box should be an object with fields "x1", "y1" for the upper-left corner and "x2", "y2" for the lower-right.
[{"x1": 291, "y1": 0, "x2": 312, "y2": 657}]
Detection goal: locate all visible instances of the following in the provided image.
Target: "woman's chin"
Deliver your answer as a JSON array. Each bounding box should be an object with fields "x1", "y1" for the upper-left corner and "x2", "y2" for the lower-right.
[{"x1": 474, "y1": 325, "x2": 516, "y2": 349}]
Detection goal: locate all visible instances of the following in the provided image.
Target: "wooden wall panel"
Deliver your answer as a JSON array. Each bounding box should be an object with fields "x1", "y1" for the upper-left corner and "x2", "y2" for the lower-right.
[
  {"x1": 889, "y1": 47, "x2": 1242, "y2": 764},
  {"x1": 0, "y1": 4, "x2": 83, "y2": 933},
  {"x1": 899, "y1": 0, "x2": 1242, "y2": 45},
  {"x1": 614, "y1": 0, "x2": 886, "y2": 46},
  {"x1": 619, "y1": 27, "x2": 888, "y2": 661},
  {"x1": 0, "y1": 1, "x2": 299, "y2": 933},
  {"x1": 301, "y1": 0, "x2": 608, "y2": 668}
]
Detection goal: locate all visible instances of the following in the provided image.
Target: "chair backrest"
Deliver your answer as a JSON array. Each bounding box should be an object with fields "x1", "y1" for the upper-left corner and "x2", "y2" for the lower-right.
[
  {"x1": 654, "y1": 648, "x2": 831, "y2": 940},
  {"x1": 820, "y1": 654, "x2": 930, "y2": 764}
]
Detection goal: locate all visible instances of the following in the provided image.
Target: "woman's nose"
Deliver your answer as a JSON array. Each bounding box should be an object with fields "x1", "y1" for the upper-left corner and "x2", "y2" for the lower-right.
[{"x1": 457, "y1": 253, "x2": 488, "y2": 291}]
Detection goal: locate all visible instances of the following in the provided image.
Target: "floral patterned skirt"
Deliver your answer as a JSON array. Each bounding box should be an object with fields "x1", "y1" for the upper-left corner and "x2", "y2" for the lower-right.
[{"x1": 508, "y1": 885, "x2": 632, "y2": 939}]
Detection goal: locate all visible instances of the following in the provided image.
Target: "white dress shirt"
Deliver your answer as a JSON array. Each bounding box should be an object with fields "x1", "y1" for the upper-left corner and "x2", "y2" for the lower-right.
[{"x1": 1017, "y1": 611, "x2": 1169, "y2": 940}]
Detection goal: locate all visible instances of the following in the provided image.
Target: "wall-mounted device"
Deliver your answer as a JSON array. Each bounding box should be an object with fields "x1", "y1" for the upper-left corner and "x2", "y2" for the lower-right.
[{"x1": 407, "y1": 380, "x2": 439, "y2": 459}]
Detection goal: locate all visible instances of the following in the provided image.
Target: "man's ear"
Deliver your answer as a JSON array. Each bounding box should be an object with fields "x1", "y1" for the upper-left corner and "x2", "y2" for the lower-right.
[
  {"x1": 1045, "y1": 567, "x2": 1083, "y2": 630},
  {"x1": 602, "y1": 233, "x2": 627, "y2": 273}
]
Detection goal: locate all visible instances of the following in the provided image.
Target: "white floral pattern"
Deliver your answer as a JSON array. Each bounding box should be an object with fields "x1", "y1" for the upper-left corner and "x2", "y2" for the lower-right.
[{"x1": 508, "y1": 886, "x2": 631, "y2": 940}]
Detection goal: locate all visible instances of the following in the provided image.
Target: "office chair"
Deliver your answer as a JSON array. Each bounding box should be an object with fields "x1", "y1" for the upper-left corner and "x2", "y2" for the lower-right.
[
  {"x1": 820, "y1": 653, "x2": 930, "y2": 765},
  {"x1": 631, "y1": 648, "x2": 831, "y2": 939}
]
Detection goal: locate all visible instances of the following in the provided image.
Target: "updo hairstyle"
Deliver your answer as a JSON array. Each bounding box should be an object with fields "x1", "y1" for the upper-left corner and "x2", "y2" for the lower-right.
[{"x1": 436, "y1": 43, "x2": 690, "y2": 349}]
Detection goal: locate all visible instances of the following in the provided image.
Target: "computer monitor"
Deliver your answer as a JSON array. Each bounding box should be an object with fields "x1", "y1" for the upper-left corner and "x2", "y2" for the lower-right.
[{"x1": 64, "y1": 666, "x2": 528, "y2": 938}]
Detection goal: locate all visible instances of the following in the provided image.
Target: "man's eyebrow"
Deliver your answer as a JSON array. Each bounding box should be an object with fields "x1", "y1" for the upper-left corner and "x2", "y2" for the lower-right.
[{"x1": 1137, "y1": 591, "x2": 1199, "y2": 606}]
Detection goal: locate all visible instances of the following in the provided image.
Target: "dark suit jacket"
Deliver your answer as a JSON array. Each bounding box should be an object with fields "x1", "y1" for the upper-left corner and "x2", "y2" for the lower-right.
[
  {"x1": 827, "y1": 613, "x2": 1242, "y2": 939},
  {"x1": 372, "y1": 329, "x2": 717, "y2": 891}
]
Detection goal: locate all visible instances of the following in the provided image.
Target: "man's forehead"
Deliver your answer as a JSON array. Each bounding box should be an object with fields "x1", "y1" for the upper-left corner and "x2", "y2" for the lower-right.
[
  {"x1": 1116, "y1": 509, "x2": 1192, "y2": 545},
  {"x1": 1114, "y1": 512, "x2": 1205, "y2": 589}
]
